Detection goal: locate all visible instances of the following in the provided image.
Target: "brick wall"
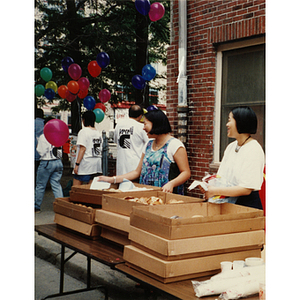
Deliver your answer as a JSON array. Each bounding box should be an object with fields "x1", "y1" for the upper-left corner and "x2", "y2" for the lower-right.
[{"x1": 167, "y1": 0, "x2": 266, "y2": 197}]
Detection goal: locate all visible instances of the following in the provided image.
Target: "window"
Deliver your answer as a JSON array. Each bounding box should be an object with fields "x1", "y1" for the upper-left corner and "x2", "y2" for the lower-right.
[{"x1": 214, "y1": 38, "x2": 265, "y2": 162}]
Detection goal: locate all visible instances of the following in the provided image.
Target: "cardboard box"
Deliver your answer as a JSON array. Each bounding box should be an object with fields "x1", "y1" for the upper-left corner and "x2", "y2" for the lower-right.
[
  {"x1": 70, "y1": 183, "x2": 160, "y2": 205},
  {"x1": 129, "y1": 226, "x2": 265, "y2": 260},
  {"x1": 53, "y1": 197, "x2": 96, "y2": 224},
  {"x1": 95, "y1": 209, "x2": 130, "y2": 233},
  {"x1": 101, "y1": 226, "x2": 130, "y2": 246},
  {"x1": 130, "y1": 202, "x2": 265, "y2": 239},
  {"x1": 54, "y1": 213, "x2": 101, "y2": 238},
  {"x1": 102, "y1": 191, "x2": 203, "y2": 216},
  {"x1": 123, "y1": 245, "x2": 262, "y2": 283}
]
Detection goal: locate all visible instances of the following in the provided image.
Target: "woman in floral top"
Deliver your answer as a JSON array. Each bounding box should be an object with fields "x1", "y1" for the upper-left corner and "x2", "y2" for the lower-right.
[{"x1": 98, "y1": 109, "x2": 190, "y2": 194}]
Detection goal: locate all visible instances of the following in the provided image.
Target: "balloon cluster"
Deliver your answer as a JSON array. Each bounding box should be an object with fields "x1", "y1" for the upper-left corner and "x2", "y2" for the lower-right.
[
  {"x1": 135, "y1": 0, "x2": 165, "y2": 22},
  {"x1": 132, "y1": 64, "x2": 156, "y2": 90}
]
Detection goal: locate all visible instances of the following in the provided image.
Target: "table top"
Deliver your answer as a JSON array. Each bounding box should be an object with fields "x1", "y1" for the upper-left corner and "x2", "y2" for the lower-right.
[
  {"x1": 116, "y1": 264, "x2": 260, "y2": 300},
  {"x1": 35, "y1": 223, "x2": 124, "y2": 267}
]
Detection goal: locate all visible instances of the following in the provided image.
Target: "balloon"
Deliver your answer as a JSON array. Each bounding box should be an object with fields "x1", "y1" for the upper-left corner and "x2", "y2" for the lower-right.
[
  {"x1": 45, "y1": 81, "x2": 58, "y2": 93},
  {"x1": 94, "y1": 102, "x2": 106, "y2": 113},
  {"x1": 132, "y1": 75, "x2": 146, "y2": 90},
  {"x1": 44, "y1": 88, "x2": 55, "y2": 100},
  {"x1": 35, "y1": 84, "x2": 45, "y2": 97},
  {"x1": 67, "y1": 80, "x2": 80, "y2": 94},
  {"x1": 68, "y1": 63, "x2": 82, "y2": 80},
  {"x1": 65, "y1": 90, "x2": 77, "y2": 102},
  {"x1": 78, "y1": 77, "x2": 90, "y2": 91},
  {"x1": 57, "y1": 85, "x2": 68, "y2": 99},
  {"x1": 98, "y1": 89, "x2": 111, "y2": 103},
  {"x1": 40, "y1": 67, "x2": 52, "y2": 82},
  {"x1": 149, "y1": 2, "x2": 165, "y2": 22},
  {"x1": 96, "y1": 52, "x2": 110, "y2": 69},
  {"x1": 147, "y1": 105, "x2": 158, "y2": 111},
  {"x1": 135, "y1": 0, "x2": 150, "y2": 16},
  {"x1": 88, "y1": 60, "x2": 102, "y2": 77},
  {"x1": 61, "y1": 56, "x2": 74, "y2": 73},
  {"x1": 78, "y1": 89, "x2": 88, "y2": 99},
  {"x1": 83, "y1": 96, "x2": 96, "y2": 110},
  {"x1": 44, "y1": 119, "x2": 69, "y2": 147},
  {"x1": 93, "y1": 108, "x2": 105, "y2": 123},
  {"x1": 142, "y1": 64, "x2": 156, "y2": 81}
]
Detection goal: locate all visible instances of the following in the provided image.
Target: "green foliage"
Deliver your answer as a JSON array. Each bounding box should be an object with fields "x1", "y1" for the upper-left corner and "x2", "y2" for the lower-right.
[{"x1": 35, "y1": 0, "x2": 170, "y2": 112}]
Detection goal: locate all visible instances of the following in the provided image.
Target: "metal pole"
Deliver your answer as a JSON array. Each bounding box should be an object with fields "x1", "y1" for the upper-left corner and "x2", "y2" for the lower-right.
[{"x1": 102, "y1": 131, "x2": 108, "y2": 176}]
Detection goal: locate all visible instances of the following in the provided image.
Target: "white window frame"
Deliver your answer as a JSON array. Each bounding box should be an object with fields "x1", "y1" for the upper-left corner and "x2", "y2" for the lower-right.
[{"x1": 213, "y1": 36, "x2": 265, "y2": 164}]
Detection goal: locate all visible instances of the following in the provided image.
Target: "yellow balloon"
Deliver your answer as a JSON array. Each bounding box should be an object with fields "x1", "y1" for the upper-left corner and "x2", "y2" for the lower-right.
[{"x1": 45, "y1": 81, "x2": 58, "y2": 93}]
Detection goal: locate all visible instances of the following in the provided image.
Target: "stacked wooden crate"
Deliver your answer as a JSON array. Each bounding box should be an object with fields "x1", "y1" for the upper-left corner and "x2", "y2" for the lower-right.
[{"x1": 124, "y1": 202, "x2": 265, "y2": 283}]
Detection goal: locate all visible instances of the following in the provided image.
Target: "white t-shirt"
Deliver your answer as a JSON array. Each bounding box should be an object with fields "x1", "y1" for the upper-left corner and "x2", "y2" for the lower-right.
[
  {"x1": 217, "y1": 139, "x2": 265, "y2": 190},
  {"x1": 37, "y1": 134, "x2": 62, "y2": 160},
  {"x1": 75, "y1": 127, "x2": 102, "y2": 175},
  {"x1": 114, "y1": 118, "x2": 149, "y2": 175}
]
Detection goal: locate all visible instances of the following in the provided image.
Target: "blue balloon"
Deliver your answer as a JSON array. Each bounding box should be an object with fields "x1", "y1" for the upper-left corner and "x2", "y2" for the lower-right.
[
  {"x1": 135, "y1": 0, "x2": 150, "y2": 16},
  {"x1": 142, "y1": 64, "x2": 156, "y2": 81},
  {"x1": 44, "y1": 88, "x2": 55, "y2": 100},
  {"x1": 96, "y1": 52, "x2": 110, "y2": 68},
  {"x1": 61, "y1": 56, "x2": 74, "y2": 73},
  {"x1": 83, "y1": 96, "x2": 96, "y2": 110},
  {"x1": 132, "y1": 75, "x2": 146, "y2": 90}
]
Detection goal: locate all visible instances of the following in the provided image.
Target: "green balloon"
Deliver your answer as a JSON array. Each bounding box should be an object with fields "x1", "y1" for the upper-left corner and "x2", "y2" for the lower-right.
[
  {"x1": 93, "y1": 108, "x2": 105, "y2": 123},
  {"x1": 40, "y1": 67, "x2": 52, "y2": 82},
  {"x1": 35, "y1": 84, "x2": 45, "y2": 97}
]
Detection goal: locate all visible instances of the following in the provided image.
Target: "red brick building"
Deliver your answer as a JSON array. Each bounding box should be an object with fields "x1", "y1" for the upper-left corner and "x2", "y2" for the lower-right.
[{"x1": 167, "y1": 0, "x2": 266, "y2": 198}]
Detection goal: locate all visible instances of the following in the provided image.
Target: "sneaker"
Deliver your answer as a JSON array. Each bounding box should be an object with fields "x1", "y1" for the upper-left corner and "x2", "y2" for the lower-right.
[{"x1": 35, "y1": 208, "x2": 41, "y2": 213}]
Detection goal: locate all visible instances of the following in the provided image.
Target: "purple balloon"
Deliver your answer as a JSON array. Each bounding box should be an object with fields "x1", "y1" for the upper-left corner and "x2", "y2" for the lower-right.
[
  {"x1": 68, "y1": 63, "x2": 82, "y2": 80},
  {"x1": 135, "y1": 0, "x2": 150, "y2": 16},
  {"x1": 44, "y1": 88, "x2": 55, "y2": 100},
  {"x1": 61, "y1": 56, "x2": 74, "y2": 73},
  {"x1": 96, "y1": 52, "x2": 110, "y2": 69},
  {"x1": 132, "y1": 75, "x2": 146, "y2": 90},
  {"x1": 78, "y1": 77, "x2": 90, "y2": 91}
]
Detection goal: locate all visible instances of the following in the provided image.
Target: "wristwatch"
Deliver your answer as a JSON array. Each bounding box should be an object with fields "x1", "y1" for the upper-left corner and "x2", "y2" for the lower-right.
[{"x1": 75, "y1": 162, "x2": 80, "y2": 166}]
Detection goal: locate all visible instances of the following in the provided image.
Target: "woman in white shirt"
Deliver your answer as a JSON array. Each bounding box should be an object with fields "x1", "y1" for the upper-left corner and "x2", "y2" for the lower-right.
[{"x1": 199, "y1": 106, "x2": 265, "y2": 209}]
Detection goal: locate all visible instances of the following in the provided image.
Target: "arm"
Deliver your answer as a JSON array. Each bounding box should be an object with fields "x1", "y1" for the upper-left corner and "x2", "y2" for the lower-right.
[
  {"x1": 98, "y1": 153, "x2": 144, "y2": 183},
  {"x1": 73, "y1": 145, "x2": 86, "y2": 175},
  {"x1": 162, "y1": 147, "x2": 191, "y2": 193},
  {"x1": 202, "y1": 185, "x2": 253, "y2": 199}
]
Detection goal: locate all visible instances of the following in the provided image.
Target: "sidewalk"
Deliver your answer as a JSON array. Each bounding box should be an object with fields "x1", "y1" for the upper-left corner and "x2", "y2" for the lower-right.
[{"x1": 34, "y1": 168, "x2": 161, "y2": 300}]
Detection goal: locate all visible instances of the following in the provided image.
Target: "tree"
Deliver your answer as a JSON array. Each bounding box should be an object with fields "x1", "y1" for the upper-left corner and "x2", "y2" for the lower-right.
[{"x1": 35, "y1": 0, "x2": 170, "y2": 133}]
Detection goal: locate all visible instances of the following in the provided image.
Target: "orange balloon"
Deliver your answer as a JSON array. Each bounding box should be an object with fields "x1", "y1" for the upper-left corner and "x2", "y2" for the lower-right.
[
  {"x1": 94, "y1": 102, "x2": 106, "y2": 113},
  {"x1": 67, "y1": 80, "x2": 79, "y2": 94},
  {"x1": 57, "y1": 85, "x2": 68, "y2": 99},
  {"x1": 88, "y1": 60, "x2": 101, "y2": 77}
]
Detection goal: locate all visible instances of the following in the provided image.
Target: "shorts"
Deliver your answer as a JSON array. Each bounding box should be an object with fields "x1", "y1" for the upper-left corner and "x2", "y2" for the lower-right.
[{"x1": 73, "y1": 173, "x2": 100, "y2": 183}]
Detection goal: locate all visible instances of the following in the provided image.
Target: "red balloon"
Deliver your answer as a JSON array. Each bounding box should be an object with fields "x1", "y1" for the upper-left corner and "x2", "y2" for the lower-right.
[
  {"x1": 67, "y1": 80, "x2": 80, "y2": 94},
  {"x1": 149, "y1": 2, "x2": 165, "y2": 22},
  {"x1": 44, "y1": 119, "x2": 69, "y2": 147},
  {"x1": 68, "y1": 63, "x2": 82, "y2": 80},
  {"x1": 66, "y1": 90, "x2": 77, "y2": 102},
  {"x1": 94, "y1": 102, "x2": 106, "y2": 113},
  {"x1": 57, "y1": 85, "x2": 68, "y2": 99},
  {"x1": 78, "y1": 77, "x2": 90, "y2": 91},
  {"x1": 88, "y1": 61, "x2": 102, "y2": 77},
  {"x1": 98, "y1": 89, "x2": 111, "y2": 103},
  {"x1": 78, "y1": 89, "x2": 89, "y2": 99}
]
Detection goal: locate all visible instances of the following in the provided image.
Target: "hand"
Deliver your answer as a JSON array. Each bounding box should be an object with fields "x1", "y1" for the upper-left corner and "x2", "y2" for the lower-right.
[
  {"x1": 162, "y1": 182, "x2": 174, "y2": 193},
  {"x1": 97, "y1": 175, "x2": 113, "y2": 183},
  {"x1": 203, "y1": 186, "x2": 217, "y2": 200},
  {"x1": 74, "y1": 165, "x2": 79, "y2": 175}
]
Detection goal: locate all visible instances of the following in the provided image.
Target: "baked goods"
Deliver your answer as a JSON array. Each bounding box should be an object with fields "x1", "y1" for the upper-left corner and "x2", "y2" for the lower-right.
[
  {"x1": 166, "y1": 199, "x2": 184, "y2": 204},
  {"x1": 124, "y1": 196, "x2": 164, "y2": 205}
]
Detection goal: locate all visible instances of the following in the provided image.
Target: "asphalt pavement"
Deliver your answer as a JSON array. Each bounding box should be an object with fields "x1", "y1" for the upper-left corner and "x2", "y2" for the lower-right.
[{"x1": 34, "y1": 168, "x2": 164, "y2": 300}]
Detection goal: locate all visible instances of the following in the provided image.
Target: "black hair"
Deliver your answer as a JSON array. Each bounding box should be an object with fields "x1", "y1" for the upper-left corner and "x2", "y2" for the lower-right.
[
  {"x1": 82, "y1": 110, "x2": 96, "y2": 127},
  {"x1": 35, "y1": 108, "x2": 44, "y2": 119},
  {"x1": 145, "y1": 109, "x2": 172, "y2": 135},
  {"x1": 231, "y1": 106, "x2": 257, "y2": 134},
  {"x1": 44, "y1": 116, "x2": 54, "y2": 125},
  {"x1": 129, "y1": 104, "x2": 143, "y2": 118}
]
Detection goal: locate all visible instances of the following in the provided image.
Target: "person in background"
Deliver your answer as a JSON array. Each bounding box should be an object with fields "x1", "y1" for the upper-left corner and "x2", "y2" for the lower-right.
[
  {"x1": 35, "y1": 108, "x2": 44, "y2": 185},
  {"x1": 35, "y1": 117, "x2": 63, "y2": 212},
  {"x1": 98, "y1": 109, "x2": 191, "y2": 194},
  {"x1": 198, "y1": 106, "x2": 265, "y2": 209},
  {"x1": 73, "y1": 111, "x2": 103, "y2": 186},
  {"x1": 114, "y1": 104, "x2": 149, "y2": 176}
]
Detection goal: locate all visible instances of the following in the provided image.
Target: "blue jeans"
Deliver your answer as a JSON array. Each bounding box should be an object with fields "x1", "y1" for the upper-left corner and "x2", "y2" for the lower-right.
[{"x1": 35, "y1": 160, "x2": 63, "y2": 210}]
